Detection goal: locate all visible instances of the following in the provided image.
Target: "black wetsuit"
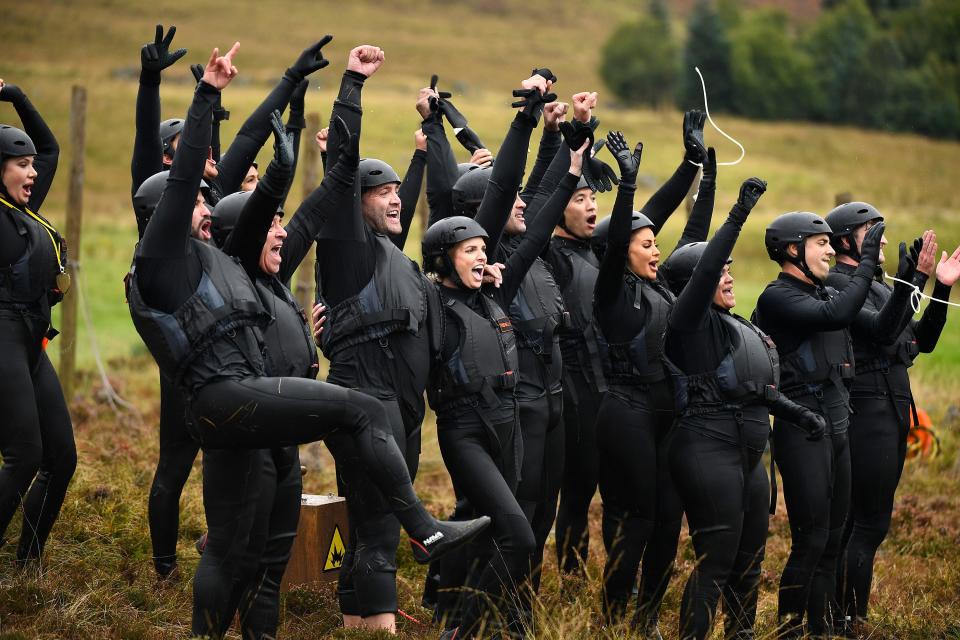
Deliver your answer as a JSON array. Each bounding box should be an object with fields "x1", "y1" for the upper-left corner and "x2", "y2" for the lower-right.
[
  {"x1": 0, "y1": 86, "x2": 76, "y2": 564},
  {"x1": 312, "y1": 69, "x2": 428, "y2": 619},
  {"x1": 754, "y1": 260, "x2": 877, "y2": 636},
  {"x1": 529, "y1": 140, "x2": 700, "y2": 576},
  {"x1": 430, "y1": 108, "x2": 575, "y2": 639},
  {"x1": 663, "y1": 203, "x2": 817, "y2": 640},
  {"x1": 126, "y1": 80, "x2": 445, "y2": 637},
  {"x1": 132, "y1": 62, "x2": 303, "y2": 578},
  {"x1": 827, "y1": 263, "x2": 952, "y2": 625},
  {"x1": 422, "y1": 112, "x2": 566, "y2": 600},
  {"x1": 591, "y1": 163, "x2": 712, "y2": 626}
]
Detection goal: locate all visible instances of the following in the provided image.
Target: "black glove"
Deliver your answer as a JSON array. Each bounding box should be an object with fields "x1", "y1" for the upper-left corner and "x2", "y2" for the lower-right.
[
  {"x1": 531, "y1": 68, "x2": 558, "y2": 84},
  {"x1": 190, "y1": 63, "x2": 204, "y2": 83},
  {"x1": 286, "y1": 35, "x2": 333, "y2": 83},
  {"x1": 512, "y1": 86, "x2": 558, "y2": 122},
  {"x1": 332, "y1": 115, "x2": 359, "y2": 169},
  {"x1": 584, "y1": 139, "x2": 618, "y2": 193},
  {"x1": 269, "y1": 110, "x2": 295, "y2": 170},
  {"x1": 455, "y1": 128, "x2": 486, "y2": 155},
  {"x1": 558, "y1": 120, "x2": 594, "y2": 153},
  {"x1": 800, "y1": 409, "x2": 826, "y2": 441},
  {"x1": 141, "y1": 25, "x2": 187, "y2": 73},
  {"x1": 192, "y1": 63, "x2": 231, "y2": 122},
  {"x1": 859, "y1": 222, "x2": 886, "y2": 266},
  {"x1": 683, "y1": 109, "x2": 707, "y2": 164},
  {"x1": 290, "y1": 79, "x2": 309, "y2": 114},
  {"x1": 734, "y1": 177, "x2": 767, "y2": 214},
  {"x1": 895, "y1": 240, "x2": 917, "y2": 282},
  {"x1": 606, "y1": 131, "x2": 643, "y2": 185},
  {"x1": 699, "y1": 147, "x2": 717, "y2": 191},
  {"x1": 0, "y1": 83, "x2": 25, "y2": 104}
]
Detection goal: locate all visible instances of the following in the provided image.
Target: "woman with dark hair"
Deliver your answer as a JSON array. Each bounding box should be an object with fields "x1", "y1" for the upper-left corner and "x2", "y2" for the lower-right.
[{"x1": 0, "y1": 79, "x2": 76, "y2": 567}]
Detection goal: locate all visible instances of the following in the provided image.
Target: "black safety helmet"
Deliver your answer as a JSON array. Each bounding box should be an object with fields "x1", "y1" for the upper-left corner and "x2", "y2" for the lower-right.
[
  {"x1": 590, "y1": 216, "x2": 611, "y2": 261},
  {"x1": 824, "y1": 201, "x2": 883, "y2": 262},
  {"x1": 558, "y1": 177, "x2": 598, "y2": 237},
  {"x1": 358, "y1": 158, "x2": 401, "y2": 191},
  {"x1": 457, "y1": 162, "x2": 480, "y2": 180},
  {"x1": 422, "y1": 216, "x2": 489, "y2": 285},
  {"x1": 452, "y1": 166, "x2": 492, "y2": 216},
  {"x1": 133, "y1": 170, "x2": 210, "y2": 230},
  {"x1": 160, "y1": 118, "x2": 184, "y2": 158},
  {"x1": 211, "y1": 190, "x2": 251, "y2": 247},
  {"x1": 765, "y1": 211, "x2": 833, "y2": 283},
  {"x1": 0, "y1": 124, "x2": 37, "y2": 161},
  {"x1": 660, "y1": 241, "x2": 733, "y2": 296}
]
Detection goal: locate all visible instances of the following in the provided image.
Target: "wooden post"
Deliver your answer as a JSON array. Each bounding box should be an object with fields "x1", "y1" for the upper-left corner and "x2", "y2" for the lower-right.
[
  {"x1": 59, "y1": 85, "x2": 86, "y2": 401},
  {"x1": 295, "y1": 113, "x2": 321, "y2": 317}
]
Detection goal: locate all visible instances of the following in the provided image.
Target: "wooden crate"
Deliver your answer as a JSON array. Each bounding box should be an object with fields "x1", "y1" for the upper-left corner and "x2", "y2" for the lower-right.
[{"x1": 281, "y1": 494, "x2": 349, "y2": 591}]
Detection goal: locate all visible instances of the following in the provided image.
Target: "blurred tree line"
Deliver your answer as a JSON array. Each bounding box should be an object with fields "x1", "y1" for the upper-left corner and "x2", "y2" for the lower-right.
[{"x1": 600, "y1": 0, "x2": 960, "y2": 138}]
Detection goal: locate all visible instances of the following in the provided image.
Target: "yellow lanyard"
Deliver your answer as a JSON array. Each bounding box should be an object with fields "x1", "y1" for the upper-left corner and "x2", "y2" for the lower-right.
[{"x1": 0, "y1": 195, "x2": 65, "y2": 273}]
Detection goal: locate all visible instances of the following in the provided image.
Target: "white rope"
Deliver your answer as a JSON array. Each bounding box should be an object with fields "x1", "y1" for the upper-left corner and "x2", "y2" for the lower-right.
[
  {"x1": 693, "y1": 66, "x2": 745, "y2": 166},
  {"x1": 884, "y1": 272, "x2": 960, "y2": 313},
  {"x1": 73, "y1": 262, "x2": 141, "y2": 419}
]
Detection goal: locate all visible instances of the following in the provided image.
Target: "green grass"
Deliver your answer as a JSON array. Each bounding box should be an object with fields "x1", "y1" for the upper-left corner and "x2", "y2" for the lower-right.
[{"x1": 1, "y1": 2, "x2": 960, "y2": 638}]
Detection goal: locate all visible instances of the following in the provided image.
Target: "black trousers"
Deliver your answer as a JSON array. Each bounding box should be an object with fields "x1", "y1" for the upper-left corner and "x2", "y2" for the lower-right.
[
  {"x1": 556, "y1": 367, "x2": 603, "y2": 575},
  {"x1": 774, "y1": 389, "x2": 852, "y2": 637},
  {"x1": 437, "y1": 408, "x2": 536, "y2": 639},
  {"x1": 515, "y1": 386, "x2": 564, "y2": 593},
  {"x1": 596, "y1": 384, "x2": 680, "y2": 624},
  {"x1": 0, "y1": 311, "x2": 76, "y2": 563},
  {"x1": 334, "y1": 395, "x2": 419, "y2": 617},
  {"x1": 148, "y1": 374, "x2": 200, "y2": 576},
  {"x1": 838, "y1": 373, "x2": 911, "y2": 623},
  {"x1": 669, "y1": 410, "x2": 770, "y2": 640}
]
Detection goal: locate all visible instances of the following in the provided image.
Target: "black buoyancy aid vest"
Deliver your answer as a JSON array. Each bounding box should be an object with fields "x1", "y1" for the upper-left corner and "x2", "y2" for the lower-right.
[
  {"x1": 127, "y1": 240, "x2": 271, "y2": 390},
  {"x1": 316, "y1": 233, "x2": 429, "y2": 360},
  {"x1": 603, "y1": 274, "x2": 675, "y2": 385},
  {"x1": 553, "y1": 237, "x2": 607, "y2": 392},
  {"x1": 255, "y1": 274, "x2": 319, "y2": 380},
  {"x1": 773, "y1": 285, "x2": 855, "y2": 397},
  {"x1": 428, "y1": 290, "x2": 519, "y2": 412},
  {"x1": 0, "y1": 199, "x2": 66, "y2": 320},
  {"x1": 665, "y1": 311, "x2": 780, "y2": 414},
  {"x1": 508, "y1": 256, "x2": 567, "y2": 363},
  {"x1": 854, "y1": 279, "x2": 920, "y2": 373}
]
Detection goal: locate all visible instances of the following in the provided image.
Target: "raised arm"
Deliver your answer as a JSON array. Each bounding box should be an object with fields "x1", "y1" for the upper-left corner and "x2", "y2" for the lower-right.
[
  {"x1": 422, "y1": 88, "x2": 460, "y2": 226},
  {"x1": 916, "y1": 244, "x2": 960, "y2": 352},
  {"x1": 140, "y1": 45, "x2": 238, "y2": 259},
  {"x1": 219, "y1": 37, "x2": 332, "y2": 195},
  {"x1": 521, "y1": 101, "x2": 566, "y2": 199},
  {"x1": 670, "y1": 178, "x2": 766, "y2": 332},
  {"x1": 394, "y1": 128, "x2": 427, "y2": 250},
  {"x1": 672, "y1": 148, "x2": 716, "y2": 251},
  {"x1": 0, "y1": 82, "x2": 60, "y2": 211}
]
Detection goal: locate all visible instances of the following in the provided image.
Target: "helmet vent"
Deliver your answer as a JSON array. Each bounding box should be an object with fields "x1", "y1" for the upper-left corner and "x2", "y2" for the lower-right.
[
  {"x1": 857, "y1": 208, "x2": 869, "y2": 214},
  {"x1": 13, "y1": 141, "x2": 25, "y2": 147},
  {"x1": 812, "y1": 220, "x2": 824, "y2": 225},
  {"x1": 370, "y1": 170, "x2": 382, "y2": 176}
]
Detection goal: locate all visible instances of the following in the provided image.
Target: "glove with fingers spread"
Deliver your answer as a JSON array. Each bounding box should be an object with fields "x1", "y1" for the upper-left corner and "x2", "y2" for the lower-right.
[
  {"x1": 894, "y1": 240, "x2": 917, "y2": 283},
  {"x1": 683, "y1": 109, "x2": 707, "y2": 165},
  {"x1": 606, "y1": 131, "x2": 643, "y2": 185},
  {"x1": 141, "y1": 25, "x2": 187, "y2": 74},
  {"x1": 583, "y1": 139, "x2": 618, "y2": 193},
  {"x1": 859, "y1": 222, "x2": 886, "y2": 269},
  {"x1": 285, "y1": 35, "x2": 333, "y2": 83},
  {"x1": 512, "y1": 85, "x2": 558, "y2": 123}
]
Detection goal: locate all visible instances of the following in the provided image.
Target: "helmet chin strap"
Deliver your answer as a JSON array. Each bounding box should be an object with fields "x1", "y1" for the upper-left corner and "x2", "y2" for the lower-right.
[
  {"x1": 838, "y1": 233, "x2": 862, "y2": 263},
  {"x1": 442, "y1": 253, "x2": 469, "y2": 289},
  {"x1": 788, "y1": 242, "x2": 822, "y2": 286}
]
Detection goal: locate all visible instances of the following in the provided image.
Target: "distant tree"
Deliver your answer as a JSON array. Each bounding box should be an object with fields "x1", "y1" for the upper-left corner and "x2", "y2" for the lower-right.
[
  {"x1": 680, "y1": 0, "x2": 735, "y2": 111},
  {"x1": 600, "y1": 14, "x2": 679, "y2": 107},
  {"x1": 729, "y1": 9, "x2": 823, "y2": 119}
]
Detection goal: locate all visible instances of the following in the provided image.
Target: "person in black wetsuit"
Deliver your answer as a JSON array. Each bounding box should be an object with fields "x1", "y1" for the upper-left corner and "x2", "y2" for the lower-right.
[
  {"x1": 592, "y1": 129, "x2": 714, "y2": 636},
  {"x1": 661, "y1": 178, "x2": 831, "y2": 640},
  {"x1": 311, "y1": 46, "x2": 430, "y2": 633},
  {"x1": 0, "y1": 79, "x2": 75, "y2": 568},
  {"x1": 123, "y1": 44, "x2": 489, "y2": 637},
  {"x1": 131, "y1": 26, "x2": 328, "y2": 579},
  {"x1": 823, "y1": 203, "x2": 960, "y2": 635},
  {"x1": 753, "y1": 211, "x2": 888, "y2": 638},
  {"x1": 526, "y1": 102, "x2": 706, "y2": 580},
  {"x1": 420, "y1": 86, "x2": 569, "y2": 610},
  {"x1": 421, "y1": 70, "x2": 580, "y2": 639}
]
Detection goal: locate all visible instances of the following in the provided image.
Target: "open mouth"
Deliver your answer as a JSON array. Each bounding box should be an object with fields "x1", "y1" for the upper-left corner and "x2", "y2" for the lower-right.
[
  {"x1": 199, "y1": 218, "x2": 212, "y2": 240},
  {"x1": 586, "y1": 214, "x2": 597, "y2": 225},
  {"x1": 270, "y1": 242, "x2": 283, "y2": 258},
  {"x1": 22, "y1": 184, "x2": 32, "y2": 198},
  {"x1": 649, "y1": 260, "x2": 659, "y2": 273},
  {"x1": 471, "y1": 264, "x2": 484, "y2": 283}
]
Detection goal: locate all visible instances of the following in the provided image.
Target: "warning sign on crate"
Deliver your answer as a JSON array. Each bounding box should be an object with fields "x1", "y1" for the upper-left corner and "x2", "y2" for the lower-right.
[{"x1": 324, "y1": 524, "x2": 345, "y2": 571}]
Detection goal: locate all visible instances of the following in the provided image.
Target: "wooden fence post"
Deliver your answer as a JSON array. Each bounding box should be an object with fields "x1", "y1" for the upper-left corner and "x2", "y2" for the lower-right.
[{"x1": 59, "y1": 85, "x2": 86, "y2": 400}]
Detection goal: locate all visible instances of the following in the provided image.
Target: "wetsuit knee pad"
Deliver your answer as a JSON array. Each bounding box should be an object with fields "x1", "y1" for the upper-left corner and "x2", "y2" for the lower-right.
[{"x1": 792, "y1": 524, "x2": 830, "y2": 561}]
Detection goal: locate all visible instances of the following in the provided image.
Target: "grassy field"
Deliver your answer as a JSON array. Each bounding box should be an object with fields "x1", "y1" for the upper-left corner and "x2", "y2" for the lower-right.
[{"x1": 1, "y1": 1, "x2": 959, "y2": 638}]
